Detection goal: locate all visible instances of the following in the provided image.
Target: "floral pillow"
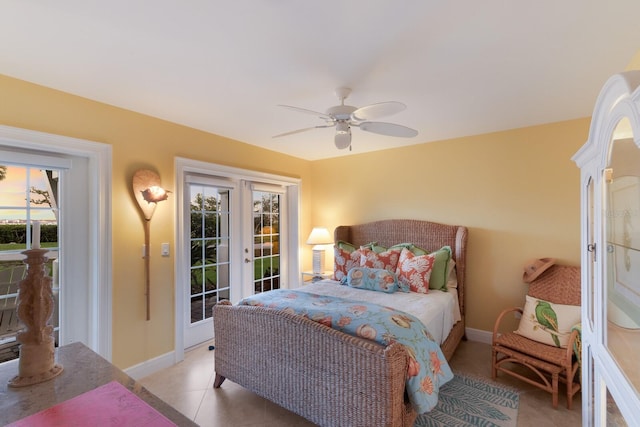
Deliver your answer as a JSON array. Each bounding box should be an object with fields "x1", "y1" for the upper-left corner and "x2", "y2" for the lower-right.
[
  {"x1": 342, "y1": 267, "x2": 400, "y2": 293},
  {"x1": 360, "y1": 247, "x2": 402, "y2": 273},
  {"x1": 333, "y1": 244, "x2": 363, "y2": 281},
  {"x1": 395, "y1": 248, "x2": 436, "y2": 294},
  {"x1": 514, "y1": 295, "x2": 581, "y2": 348},
  {"x1": 388, "y1": 243, "x2": 450, "y2": 290}
]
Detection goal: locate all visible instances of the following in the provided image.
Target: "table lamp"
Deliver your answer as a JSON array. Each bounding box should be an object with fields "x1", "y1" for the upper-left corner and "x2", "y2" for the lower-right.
[{"x1": 306, "y1": 227, "x2": 333, "y2": 274}]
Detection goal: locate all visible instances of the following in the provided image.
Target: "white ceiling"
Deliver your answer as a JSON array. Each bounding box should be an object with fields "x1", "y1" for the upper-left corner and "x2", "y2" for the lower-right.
[{"x1": 2, "y1": 1, "x2": 640, "y2": 160}]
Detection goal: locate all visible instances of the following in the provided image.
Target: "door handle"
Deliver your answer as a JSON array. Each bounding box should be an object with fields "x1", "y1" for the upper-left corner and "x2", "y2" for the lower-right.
[{"x1": 244, "y1": 258, "x2": 251, "y2": 263}]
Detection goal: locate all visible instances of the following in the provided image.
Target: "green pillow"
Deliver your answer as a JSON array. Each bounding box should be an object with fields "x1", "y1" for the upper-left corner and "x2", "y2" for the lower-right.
[
  {"x1": 367, "y1": 243, "x2": 387, "y2": 254},
  {"x1": 336, "y1": 240, "x2": 385, "y2": 253},
  {"x1": 336, "y1": 240, "x2": 357, "y2": 252},
  {"x1": 390, "y1": 242, "x2": 429, "y2": 256},
  {"x1": 343, "y1": 241, "x2": 387, "y2": 253},
  {"x1": 428, "y1": 246, "x2": 452, "y2": 291}
]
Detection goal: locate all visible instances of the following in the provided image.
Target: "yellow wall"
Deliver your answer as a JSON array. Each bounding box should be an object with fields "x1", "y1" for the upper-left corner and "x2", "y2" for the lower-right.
[
  {"x1": 625, "y1": 49, "x2": 640, "y2": 71},
  {"x1": 310, "y1": 119, "x2": 588, "y2": 332},
  {"x1": 1, "y1": 72, "x2": 589, "y2": 368},
  {"x1": 0, "y1": 74, "x2": 313, "y2": 368}
]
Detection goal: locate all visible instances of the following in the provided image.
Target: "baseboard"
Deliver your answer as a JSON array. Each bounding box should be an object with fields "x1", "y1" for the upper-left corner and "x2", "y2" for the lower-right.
[
  {"x1": 465, "y1": 327, "x2": 492, "y2": 344},
  {"x1": 123, "y1": 350, "x2": 176, "y2": 380}
]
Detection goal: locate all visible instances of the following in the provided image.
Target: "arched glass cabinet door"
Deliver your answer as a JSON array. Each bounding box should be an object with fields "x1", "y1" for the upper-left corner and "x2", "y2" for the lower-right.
[
  {"x1": 604, "y1": 117, "x2": 640, "y2": 402},
  {"x1": 585, "y1": 175, "x2": 596, "y2": 424}
]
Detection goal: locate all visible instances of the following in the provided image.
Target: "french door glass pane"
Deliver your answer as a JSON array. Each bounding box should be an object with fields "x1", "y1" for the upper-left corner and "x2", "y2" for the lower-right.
[
  {"x1": 606, "y1": 386, "x2": 628, "y2": 426},
  {"x1": 189, "y1": 185, "x2": 231, "y2": 324},
  {"x1": 253, "y1": 190, "x2": 280, "y2": 294}
]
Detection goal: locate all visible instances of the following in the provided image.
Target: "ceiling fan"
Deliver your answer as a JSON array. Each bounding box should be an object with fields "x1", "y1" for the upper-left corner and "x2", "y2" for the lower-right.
[{"x1": 273, "y1": 87, "x2": 418, "y2": 150}]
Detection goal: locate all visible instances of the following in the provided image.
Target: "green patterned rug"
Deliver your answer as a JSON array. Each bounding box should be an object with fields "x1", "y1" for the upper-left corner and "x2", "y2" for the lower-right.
[{"x1": 415, "y1": 373, "x2": 519, "y2": 427}]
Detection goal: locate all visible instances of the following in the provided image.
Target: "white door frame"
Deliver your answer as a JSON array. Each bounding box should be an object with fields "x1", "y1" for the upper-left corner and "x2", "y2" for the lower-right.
[
  {"x1": 174, "y1": 157, "x2": 300, "y2": 362},
  {"x1": 0, "y1": 125, "x2": 113, "y2": 359}
]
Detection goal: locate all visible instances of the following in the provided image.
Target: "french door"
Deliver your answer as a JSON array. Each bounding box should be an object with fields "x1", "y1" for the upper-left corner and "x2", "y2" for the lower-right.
[
  {"x1": 184, "y1": 177, "x2": 235, "y2": 348},
  {"x1": 246, "y1": 183, "x2": 283, "y2": 297},
  {"x1": 176, "y1": 158, "x2": 300, "y2": 354}
]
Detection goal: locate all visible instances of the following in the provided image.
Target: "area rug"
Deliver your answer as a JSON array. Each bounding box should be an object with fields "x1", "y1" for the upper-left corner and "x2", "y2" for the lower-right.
[{"x1": 415, "y1": 373, "x2": 519, "y2": 427}]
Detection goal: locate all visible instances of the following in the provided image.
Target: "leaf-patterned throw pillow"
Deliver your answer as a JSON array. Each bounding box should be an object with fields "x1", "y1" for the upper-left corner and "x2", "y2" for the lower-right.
[
  {"x1": 360, "y1": 247, "x2": 402, "y2": 273},
  {"x1": 514, "y1": 295, "x2": 581, "y2": 348},
  {"x1": 395, "y1": 248, "x2": 435, "y2": 294},
  {"x1": 333, "y1": 245, "x2": 363, "y2": 281}
]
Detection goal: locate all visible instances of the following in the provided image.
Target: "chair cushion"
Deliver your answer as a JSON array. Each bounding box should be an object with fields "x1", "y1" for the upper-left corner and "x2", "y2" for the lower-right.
[
  {"x1": 514, "y1": 295, "x2": 581, "y2": 348},
  {"x1": 496, "y1": 332, "x2": 569, "y2": 366}
]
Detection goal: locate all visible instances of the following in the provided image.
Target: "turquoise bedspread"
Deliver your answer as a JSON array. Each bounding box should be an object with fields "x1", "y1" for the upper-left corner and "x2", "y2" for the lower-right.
[{"x1": 239, "y1": 289, "x2": 454, "y2": 413}]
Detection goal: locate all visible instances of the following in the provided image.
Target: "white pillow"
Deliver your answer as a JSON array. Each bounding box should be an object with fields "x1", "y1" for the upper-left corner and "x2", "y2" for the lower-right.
[
  {"x1": 446, "y1": 260, "x2": 458, "y2": 289},
  {"x1": 514, "y1": 295, "x2": 581, "y2": 348}
]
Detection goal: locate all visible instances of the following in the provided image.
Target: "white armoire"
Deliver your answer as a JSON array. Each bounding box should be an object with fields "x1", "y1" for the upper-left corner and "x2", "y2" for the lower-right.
[{"x1": 573, "y1": 71, "x2": 640, "y2": 426}]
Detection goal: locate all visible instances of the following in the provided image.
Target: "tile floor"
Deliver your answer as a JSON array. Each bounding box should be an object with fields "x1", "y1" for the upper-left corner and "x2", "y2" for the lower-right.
[{"x1": 139, "y1": 339, "x2": 582, "y2": 426}]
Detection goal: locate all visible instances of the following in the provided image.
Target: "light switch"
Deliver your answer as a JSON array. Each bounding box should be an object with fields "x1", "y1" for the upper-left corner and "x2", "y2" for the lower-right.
[{"x1": 161, "y1": 243, "x2": 170, "y2": 257}]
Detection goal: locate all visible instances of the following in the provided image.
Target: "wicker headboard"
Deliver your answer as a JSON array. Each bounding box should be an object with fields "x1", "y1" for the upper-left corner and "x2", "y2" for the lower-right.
[{"x1": 334, "y1": 219, "x2": 469, "y2": 317}]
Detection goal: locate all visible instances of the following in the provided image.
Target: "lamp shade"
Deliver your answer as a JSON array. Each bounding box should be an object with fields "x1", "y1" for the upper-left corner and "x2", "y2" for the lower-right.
[{"x1": 306, "y1": 227, "x2": 333, "y2": 246}]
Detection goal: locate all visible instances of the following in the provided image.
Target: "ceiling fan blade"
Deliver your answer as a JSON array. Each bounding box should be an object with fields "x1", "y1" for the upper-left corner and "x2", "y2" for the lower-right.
[
  {"x1": 351, "y1": 101, "x2": 406, "y2": 122},
  {"x1": 272, "y1": 124, "x2": 334, "y2": 138},
  {"x1": 277, "y1": 105, "x2": 333, "y2": 121},
  {"x1": 358, "y1": 121, "x2": 418, "y2": 138}
]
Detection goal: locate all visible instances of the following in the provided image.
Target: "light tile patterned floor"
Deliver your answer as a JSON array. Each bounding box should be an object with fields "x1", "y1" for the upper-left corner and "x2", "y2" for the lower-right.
[{"x1": 139, "y1": 339, "x2": 582, "y2": 426}]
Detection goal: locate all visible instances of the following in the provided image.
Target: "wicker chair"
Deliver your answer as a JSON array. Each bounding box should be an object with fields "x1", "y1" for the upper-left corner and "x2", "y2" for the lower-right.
[{"x1": 491, "y1": 264, "x2": 581, "y2": 409}]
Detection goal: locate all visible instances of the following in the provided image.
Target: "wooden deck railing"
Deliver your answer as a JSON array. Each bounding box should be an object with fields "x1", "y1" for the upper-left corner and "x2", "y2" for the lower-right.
[{"x1": 0, "y1": 265, "x2": 26, "y2": 341}]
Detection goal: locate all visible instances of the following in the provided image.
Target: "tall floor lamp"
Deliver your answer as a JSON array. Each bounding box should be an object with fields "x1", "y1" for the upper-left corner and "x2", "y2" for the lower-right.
[
  {"x1": 132, "y1": 169, "x2": 169, "y2": 321},
  {"x1": 306, "y1": 227, "x2": 333, "y2": 275}
]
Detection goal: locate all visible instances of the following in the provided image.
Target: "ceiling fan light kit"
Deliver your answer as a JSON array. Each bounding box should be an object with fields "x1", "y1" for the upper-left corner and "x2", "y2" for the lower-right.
[
  {"x1": 335, "y1": 132, "x2": 351, "y2": 150},
  {"x1": 274, "y1": 87, "x2": 418, "y2": 150},
  {"x1": 335, "y1": 121, "x2": 350, "y2": 134}
]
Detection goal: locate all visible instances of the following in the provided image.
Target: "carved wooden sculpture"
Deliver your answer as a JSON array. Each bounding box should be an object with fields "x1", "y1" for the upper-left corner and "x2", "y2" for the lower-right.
[{"x1": 8, "y1": 248, "x2": 63, "y2": 387}]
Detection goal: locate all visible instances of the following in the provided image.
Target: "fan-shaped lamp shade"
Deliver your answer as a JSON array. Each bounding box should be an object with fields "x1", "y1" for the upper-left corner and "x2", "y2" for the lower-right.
[
  {"x1": 306, "y1": 227, "x2": 333, "y2": 274},
  {"x1": 133, "y1": 169, "x2": 169, "y2": 221}
]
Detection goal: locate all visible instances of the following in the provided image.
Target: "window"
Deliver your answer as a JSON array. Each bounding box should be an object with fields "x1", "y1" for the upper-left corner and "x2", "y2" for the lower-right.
[
  {"x1": 0, "y1": 161, "x2": 65, "y2": 360},
  {"x1": 0, "y1": 125, "x2": 112, "y2": 359}
]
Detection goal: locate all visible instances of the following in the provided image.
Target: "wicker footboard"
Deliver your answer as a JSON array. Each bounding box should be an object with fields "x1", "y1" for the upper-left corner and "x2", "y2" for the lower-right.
[{"x1": 213, "y1": 302, "x2": 417, "y2": 427}]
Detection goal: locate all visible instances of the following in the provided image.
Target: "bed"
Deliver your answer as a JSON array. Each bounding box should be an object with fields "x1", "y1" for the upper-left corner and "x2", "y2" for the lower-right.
[{"x1": 212, "y1": 219, "x2": 468, "y2": 427}]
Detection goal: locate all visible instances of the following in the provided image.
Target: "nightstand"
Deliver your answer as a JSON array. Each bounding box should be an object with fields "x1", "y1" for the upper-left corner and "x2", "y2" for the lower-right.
[{"x1": 300, "y1": 271, "x2": 333, "y2": 284}]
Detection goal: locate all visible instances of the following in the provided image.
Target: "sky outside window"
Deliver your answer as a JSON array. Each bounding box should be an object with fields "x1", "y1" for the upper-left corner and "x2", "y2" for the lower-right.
[{"x1": 0, "y1": 165, "x2": 57, "y2": 222}]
